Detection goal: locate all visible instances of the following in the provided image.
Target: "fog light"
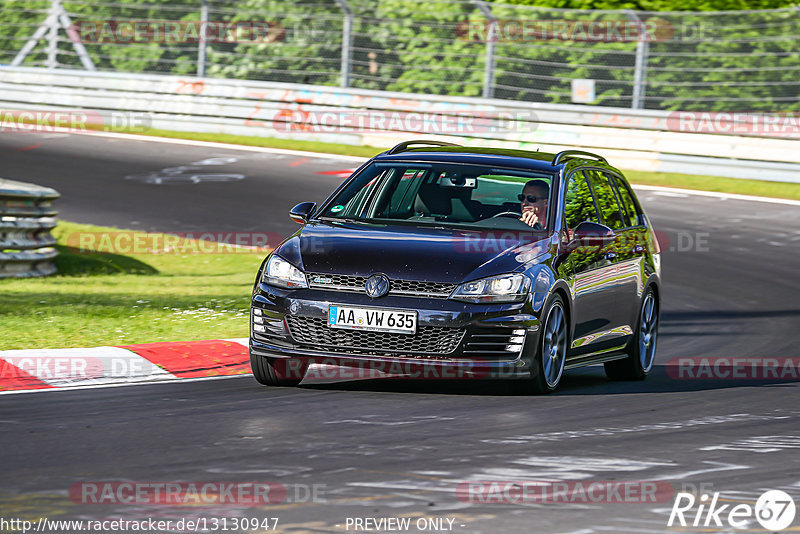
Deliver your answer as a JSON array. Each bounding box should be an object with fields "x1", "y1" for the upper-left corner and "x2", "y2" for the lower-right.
[
  {"x1": 505, "y1": 343, "x2": 524, "y2": 352},
  {"x1": 253, "y1": 315, "x2": 265, "y2": 324},
  {"x1": 253, "y1": 308, "x2": 263, "y2": 316},
  {"x1": 509, "y1": 335, "x2": 525, "y2": 343},
  {"x1": 253, "y1": 324, "x2": 267, "y2": 333},
  {"x1": 512, "y1": 329, "x2": 525, "y2": 335}
]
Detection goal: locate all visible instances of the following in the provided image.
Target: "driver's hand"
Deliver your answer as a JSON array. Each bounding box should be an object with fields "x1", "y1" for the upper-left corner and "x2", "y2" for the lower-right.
[{"x1": 520, "y1": 208, "x2": 539, "y2": 227}]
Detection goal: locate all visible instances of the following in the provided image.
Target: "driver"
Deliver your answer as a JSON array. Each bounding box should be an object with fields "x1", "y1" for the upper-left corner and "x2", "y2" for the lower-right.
[{"x1": 518, "y1": 179, "x2": 549, "y2": 229}]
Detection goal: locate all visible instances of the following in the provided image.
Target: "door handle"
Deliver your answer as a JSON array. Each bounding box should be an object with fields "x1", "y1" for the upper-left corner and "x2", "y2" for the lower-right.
[
  {"x1": 632, "y1": 245, "x2": 645, "y2": 254},
  {"x1": 605, "y1": 252, "x2": 618, "y2": 260}
]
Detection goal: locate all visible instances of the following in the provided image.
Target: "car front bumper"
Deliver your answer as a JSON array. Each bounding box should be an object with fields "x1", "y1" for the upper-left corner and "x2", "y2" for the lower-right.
[{"x1": 249, "y1": 282, "x2": 544, "y2": 380}]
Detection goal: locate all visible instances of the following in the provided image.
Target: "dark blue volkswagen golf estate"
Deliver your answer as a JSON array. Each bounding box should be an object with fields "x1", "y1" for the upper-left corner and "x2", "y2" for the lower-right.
[{"x1": 250, "y1": 141, "x2": 661, "y2": 393}]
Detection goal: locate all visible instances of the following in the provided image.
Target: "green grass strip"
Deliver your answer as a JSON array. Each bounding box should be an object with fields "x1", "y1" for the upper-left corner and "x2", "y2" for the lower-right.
[{"x1": 0, "y1": 221, "x2": 265, "y2": 350}]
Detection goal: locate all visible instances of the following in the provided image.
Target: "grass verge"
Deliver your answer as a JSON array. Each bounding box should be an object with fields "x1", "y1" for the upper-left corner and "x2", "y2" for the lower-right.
[
  {"x1": 0, "y1": 221, "x2": 265, "y2": 350},
  {"x1": 623, "y1": 170, "x2": 800, "y2": 201}
]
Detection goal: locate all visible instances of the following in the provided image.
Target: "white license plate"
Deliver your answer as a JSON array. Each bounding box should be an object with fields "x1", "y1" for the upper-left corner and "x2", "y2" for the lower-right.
[{"x1": 328, "y1": 305, "x2": 417, "y2": 334}]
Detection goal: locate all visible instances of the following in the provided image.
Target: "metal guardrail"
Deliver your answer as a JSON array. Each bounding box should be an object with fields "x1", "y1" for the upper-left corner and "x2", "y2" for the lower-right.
[
  {"x1": 0, "y1": 178, "x2": 59, "y2": 278},
  {"x1": 1, "y1": 66, "x2": 800, "y2": 182}
]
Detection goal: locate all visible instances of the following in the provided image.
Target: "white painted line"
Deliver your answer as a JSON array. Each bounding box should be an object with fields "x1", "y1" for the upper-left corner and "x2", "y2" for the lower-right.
[
  {"x1": 0, "y1": 346, "x2": 178, "y2": 388},
  {"x1": 222, "y1": 338, "x2": 250, "y2": 347},
  {"x1": 632, "y1": 184, "x2": 800, "y2": 207},
  {"x1": 647, "y1": 190, "x2": 688, "y2": 198},
  {"x1": 44, "y1": 127, "x2": 367, "y2": 161}
]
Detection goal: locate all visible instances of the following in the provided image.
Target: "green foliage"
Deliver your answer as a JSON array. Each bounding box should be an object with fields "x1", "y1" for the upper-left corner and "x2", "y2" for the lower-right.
[
  {"x1": 565, "y1": 172, "x2": 598, "y2": 230},
  {"x1": 206, "y1": 0, "x2": 343, "y2": 84},
  {"x1": 0, "y1": 0, "x2": 50, "y2": 66},
  {"x1": 2, "y1": 0, "x2": 799, "y2": 110}
]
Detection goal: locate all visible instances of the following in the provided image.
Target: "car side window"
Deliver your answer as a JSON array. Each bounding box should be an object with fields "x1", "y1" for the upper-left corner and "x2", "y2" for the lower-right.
[
  {"x1": 607, "y1": 173, "x2": 642, "y2": 228},
  {"x1": 583, "y1": 170, "x2": 625, "y2": 230},
  {"x1": 375, "y1": 168, "x2": 426, "y2": 218},
  {"x1": 332, "y1": 168, "x2": 392, "y2": 218},
  {"x1": 564, "y1": 172, "x2": 599, "y2": 230}
]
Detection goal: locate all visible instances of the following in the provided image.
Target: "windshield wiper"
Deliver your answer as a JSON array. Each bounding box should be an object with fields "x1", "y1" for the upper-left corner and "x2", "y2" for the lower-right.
[{"x1": 319, "y1": 216, "x2": 379, "y2": 225}]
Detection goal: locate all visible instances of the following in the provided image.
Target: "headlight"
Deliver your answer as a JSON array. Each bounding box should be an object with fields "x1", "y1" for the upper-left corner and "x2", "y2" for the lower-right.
[
  {"x1": 262, "y1": 255, "x2": 307, "y2": 289},
  {"x1": 451, "y1": 273, "x2": 531, "y2": 303}
]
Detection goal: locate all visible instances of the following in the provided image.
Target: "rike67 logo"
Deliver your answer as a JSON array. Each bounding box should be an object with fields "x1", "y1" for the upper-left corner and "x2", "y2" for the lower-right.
[{"x1": 668, "y1": 490, "x2": 796, "y2": 531}]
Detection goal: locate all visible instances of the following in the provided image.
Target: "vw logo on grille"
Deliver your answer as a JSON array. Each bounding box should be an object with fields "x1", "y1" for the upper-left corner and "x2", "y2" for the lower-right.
[{"x1": 365, "y1": 274, "x2": 390, "y2": 298}]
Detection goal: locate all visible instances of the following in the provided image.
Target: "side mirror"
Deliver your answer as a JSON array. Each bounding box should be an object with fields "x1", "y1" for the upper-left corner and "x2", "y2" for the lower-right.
[
  {"x1": 289, "y1": 202, "x2": 316, "y2": 224},
  {"x1": 567, "y1": 221, "x2": 616, "y2": 251}
]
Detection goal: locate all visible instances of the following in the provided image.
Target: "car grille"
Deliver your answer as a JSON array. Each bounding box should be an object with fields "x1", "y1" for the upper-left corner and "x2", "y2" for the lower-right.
[
  {"x1": 286, "y1": 315, "x2": 465, "y2": 356},
  {"x1": 307, "y1": 273, "x2": 455, "y2": 298}
]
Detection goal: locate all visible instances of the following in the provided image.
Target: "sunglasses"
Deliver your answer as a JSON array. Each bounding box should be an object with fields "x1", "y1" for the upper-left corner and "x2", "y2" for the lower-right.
[{"x1": 518, "y1": 194, "x2": 547, "y2": 203}]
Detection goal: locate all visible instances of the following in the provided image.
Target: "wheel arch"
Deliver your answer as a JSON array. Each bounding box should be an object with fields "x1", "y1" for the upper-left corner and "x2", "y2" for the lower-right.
[
  {"x1": 643, "y1": 274, "x2": 661, "y2": 311},
  {"x1": 547, "y1": 281, "x2": 573, "y2": 340}
]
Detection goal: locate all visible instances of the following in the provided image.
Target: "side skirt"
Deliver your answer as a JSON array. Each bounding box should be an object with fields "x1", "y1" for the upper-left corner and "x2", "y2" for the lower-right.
[{"x1": 565, "y1": 351, "x2": 628, "y2": 370}]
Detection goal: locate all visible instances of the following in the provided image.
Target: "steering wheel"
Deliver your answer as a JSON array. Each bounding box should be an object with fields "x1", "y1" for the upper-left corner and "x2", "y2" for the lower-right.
[{"x1": 489, "y1": 210, "x2": 523, "y2": 219}]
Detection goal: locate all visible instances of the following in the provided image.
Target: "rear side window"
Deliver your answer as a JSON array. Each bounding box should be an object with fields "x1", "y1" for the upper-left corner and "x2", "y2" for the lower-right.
[
  {"x1": 583, "y1": 170, "x2": 626, "y2": 230},
  {"x1": 564, "y1": 172, "x2": 599, "y2": 230},
  {"x1": 608, "y1": 173, "x2": 642, "y2": 227}
]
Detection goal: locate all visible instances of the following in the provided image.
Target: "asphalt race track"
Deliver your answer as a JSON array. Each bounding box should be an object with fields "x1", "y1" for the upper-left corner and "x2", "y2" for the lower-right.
[{"x1": 2, "y1": 131, "x2": 799, "y2": 533}]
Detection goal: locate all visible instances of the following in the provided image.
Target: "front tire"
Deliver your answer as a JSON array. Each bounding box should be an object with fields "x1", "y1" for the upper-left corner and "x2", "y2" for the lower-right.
[
  {"x1": 605, "y1": 288, "x2": 659, "y2": 381},
  {"x1": 250, "y1": 352, "x2": 307, "y2": 387},
  {"x1": 528, "y1": 295, "x2": 569, "y2": 394}
]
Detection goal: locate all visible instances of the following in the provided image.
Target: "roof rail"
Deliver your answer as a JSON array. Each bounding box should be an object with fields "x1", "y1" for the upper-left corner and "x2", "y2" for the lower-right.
[
  {"x1": 552, "y1": 150, "x2": 607, "y2": 166},
  {"x1": 386, "y1": 140, "x2": 461, "y2": 155}
]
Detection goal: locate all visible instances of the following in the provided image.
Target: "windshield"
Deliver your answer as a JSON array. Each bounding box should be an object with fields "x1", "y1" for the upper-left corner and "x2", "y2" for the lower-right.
[{"x1": 319, "y1": 162, "x2": 555, "y2": 231}]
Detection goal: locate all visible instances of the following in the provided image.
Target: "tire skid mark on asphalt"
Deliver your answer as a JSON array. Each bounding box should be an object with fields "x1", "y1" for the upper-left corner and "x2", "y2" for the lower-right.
[
  {"x1": 14, "y1": 142, "x2": 41, "y2": 152},
  {"x1": 480, "y1": 412, "x2": 794, "y2": 445},
  {"x1": 642, "y1": 460, "x2": 751, "y2": 482},
  {"x1": 290, "y1": 157, "x2": 310, "y2": 167},
  {"x1": 317, "y1": 169, "x2": 357, "y2": 178},
  {"x1": 699, "y1": 434, "x2": 800, "y2": 453},
  {"x1": 323, "y1": 415, "x2": 453, "y2": 426}
]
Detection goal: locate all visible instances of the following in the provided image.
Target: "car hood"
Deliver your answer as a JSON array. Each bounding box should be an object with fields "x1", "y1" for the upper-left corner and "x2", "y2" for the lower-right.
[{"x1": 275, "y1": 220, "x2": 551, "y2": 284}]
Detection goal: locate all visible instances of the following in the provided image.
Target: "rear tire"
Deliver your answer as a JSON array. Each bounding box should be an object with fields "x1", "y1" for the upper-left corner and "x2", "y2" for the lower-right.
[
  {"x1": 528, "y1": 295, "x2": 569, "y2": 394},
  {"x1": 604, "y1": 287, "x2": 658, "y2": 381},
  {"x1": 250, "y1": 352, "x2": 307, "y2": 387}
]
